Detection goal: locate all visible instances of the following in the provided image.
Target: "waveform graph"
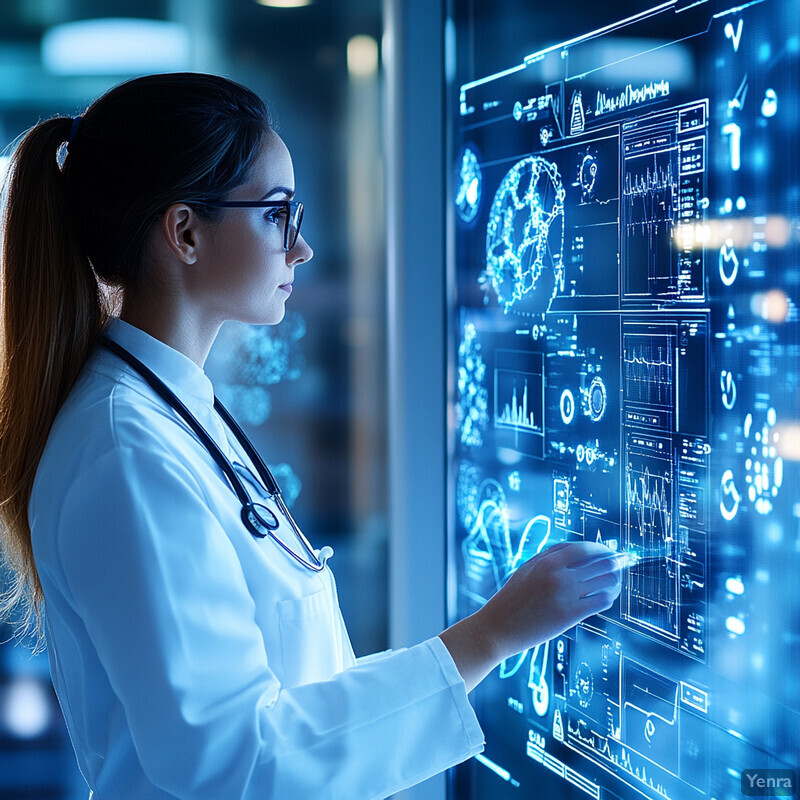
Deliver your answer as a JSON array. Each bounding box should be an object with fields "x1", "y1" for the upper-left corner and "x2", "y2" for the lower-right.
[
  {"x1": 621, "y1": 659, "x2": 680, "y2": 778},
  {"x1": 623, "y1": 152, "x2": 677, "y2": 237},
  {"x1": 623, "y1": 332, "x2": 674, "y2": 411},
  {"x1": 622, "y1": 135, "x2": 680, "y2": 299},
  {"x1": 623, "y1": 446, "x2": 679, "y2": 640},
  {"x1": 493, "y1": 349, "x2": 545, "y2": 458}
]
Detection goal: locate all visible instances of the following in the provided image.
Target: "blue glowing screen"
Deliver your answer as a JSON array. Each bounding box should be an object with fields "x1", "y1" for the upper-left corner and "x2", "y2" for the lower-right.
[{"x1": 446, "y1": 1, "x2": 800, "y2": 798}]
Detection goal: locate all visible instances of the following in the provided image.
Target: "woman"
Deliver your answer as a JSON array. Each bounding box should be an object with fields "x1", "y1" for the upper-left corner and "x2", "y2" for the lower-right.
[{"x1": 0, "y1": 73, "x2": 621, "y2": 799}]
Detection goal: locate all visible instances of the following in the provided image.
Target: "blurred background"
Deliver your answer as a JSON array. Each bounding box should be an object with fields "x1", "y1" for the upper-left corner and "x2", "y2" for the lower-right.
[{"x1": 0, "y1": 1, "x2": 386, "y2": 797}]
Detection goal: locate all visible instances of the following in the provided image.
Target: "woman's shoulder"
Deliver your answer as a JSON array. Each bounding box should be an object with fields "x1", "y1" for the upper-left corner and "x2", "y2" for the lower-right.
[
  {"x1": 35, "y1": 347, "x2": 200, "y2": 498},
  {"x1": 63, "y1": 348, "x2": 184, "y2": 444}
]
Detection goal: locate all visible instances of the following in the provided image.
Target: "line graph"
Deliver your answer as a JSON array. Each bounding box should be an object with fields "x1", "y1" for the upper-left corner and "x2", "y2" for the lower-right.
[
  {"x1": 626, "y1": 465, "x2": 673, "y2": 545},
  {"x1": 624, "y1": 452, "x2": 679, "y2": 639},
  {"x1": 621, "y1": 105, "x2": 707, "y2": 301},
  {"x1": 623, "y1": 334, "x2": 674, "y2": 409},
  {"x1": 623, "y1": 146, "x2": 679, "y2": 296},
  {"x1": 623, "y1": 159, "x2": 677, "y2": 236}
]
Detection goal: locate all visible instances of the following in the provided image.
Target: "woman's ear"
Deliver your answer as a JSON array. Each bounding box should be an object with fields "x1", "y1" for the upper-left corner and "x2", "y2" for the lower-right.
[{"x1": 160, "y1": 203, "x2": 199, "y2": 265}]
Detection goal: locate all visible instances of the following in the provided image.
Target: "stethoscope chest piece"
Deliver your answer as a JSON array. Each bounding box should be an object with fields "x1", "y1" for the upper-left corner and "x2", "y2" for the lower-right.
[
  {"x1": 242, "y1": 503, "x2": 280, "y2": 538},
  {"x1": 101, "y1": 335, "x2": 332, "y2": 572}
]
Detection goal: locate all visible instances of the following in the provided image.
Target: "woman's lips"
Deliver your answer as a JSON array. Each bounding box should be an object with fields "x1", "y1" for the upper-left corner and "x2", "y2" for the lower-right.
[{"x1": 279, "y1": 283, "x2": 293, "y2": 294}]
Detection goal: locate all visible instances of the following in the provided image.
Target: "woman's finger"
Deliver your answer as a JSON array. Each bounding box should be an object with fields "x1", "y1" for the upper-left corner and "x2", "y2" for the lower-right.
[
  {"x1": 572, "y1": 552, "x2": 627, "y2": 580},
  {"x1": 579, "y1": 572, "x2": 621, "y2": 599}
]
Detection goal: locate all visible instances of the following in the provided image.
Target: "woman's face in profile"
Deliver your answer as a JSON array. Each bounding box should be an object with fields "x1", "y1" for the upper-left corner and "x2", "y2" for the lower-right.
[{"x1": 194, "y1": 129, "x2": 313, "y2": 327}]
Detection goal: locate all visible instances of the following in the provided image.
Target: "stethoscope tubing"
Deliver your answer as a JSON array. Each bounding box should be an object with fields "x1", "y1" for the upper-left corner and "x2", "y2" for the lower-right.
[{"x1": 100, "y1": 336, "x2": 328, "y2": 572}]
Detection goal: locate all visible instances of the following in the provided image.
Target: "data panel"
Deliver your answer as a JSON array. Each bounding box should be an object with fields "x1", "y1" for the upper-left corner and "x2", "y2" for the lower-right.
[{"x1": 447, "y1": 1, "x2": 800, "y2": 798}]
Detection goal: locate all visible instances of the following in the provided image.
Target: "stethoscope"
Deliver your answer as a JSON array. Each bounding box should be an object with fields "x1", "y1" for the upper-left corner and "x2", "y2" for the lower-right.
[{"x1": 101, "y1": 337, "x2": 333, "y2": 572}]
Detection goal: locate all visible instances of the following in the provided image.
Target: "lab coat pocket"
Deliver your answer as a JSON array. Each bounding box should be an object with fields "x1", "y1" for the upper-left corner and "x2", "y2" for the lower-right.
[{"x1": 277, "y1": 587, "x2": 338, "y2": 688}]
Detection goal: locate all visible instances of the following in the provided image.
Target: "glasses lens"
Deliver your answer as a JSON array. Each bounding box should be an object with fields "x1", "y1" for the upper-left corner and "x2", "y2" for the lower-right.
[{"x1": 287, "y1": 202, "x2": 303, "y2": 251}]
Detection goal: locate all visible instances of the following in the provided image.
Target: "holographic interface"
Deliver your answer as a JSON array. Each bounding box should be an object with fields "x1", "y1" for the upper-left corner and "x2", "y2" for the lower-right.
[{"x1": 447, "y1": 1, "x2": 800, "y2": 798}]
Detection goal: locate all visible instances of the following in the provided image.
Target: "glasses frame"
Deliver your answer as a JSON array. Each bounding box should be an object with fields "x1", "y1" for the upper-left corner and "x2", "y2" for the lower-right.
[{"x1": 203, "y1": 199, "x2": 304, "y2": 252}]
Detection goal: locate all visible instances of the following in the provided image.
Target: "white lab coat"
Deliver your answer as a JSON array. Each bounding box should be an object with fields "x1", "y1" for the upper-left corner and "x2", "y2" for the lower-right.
[{"x1": 29, "y1": 319, "x2": 483, "y2": 800}]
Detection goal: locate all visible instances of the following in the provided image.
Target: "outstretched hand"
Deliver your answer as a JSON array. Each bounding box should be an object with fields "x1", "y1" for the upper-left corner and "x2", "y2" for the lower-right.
[{"x1": 439, "y1": 541, "x2": 622, "y2": 693}]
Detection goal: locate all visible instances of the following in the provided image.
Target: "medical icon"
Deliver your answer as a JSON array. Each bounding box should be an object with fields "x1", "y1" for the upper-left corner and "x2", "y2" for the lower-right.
[
  {"x1": 727, "y1": 74, "x2": 748, "y2": 112},
  {"x1": 528, "y1": 640, "x2": 551, "y2": 716},
  {"x1": 455, "y1": 146, "x2": 483, "y2": 223},
  {"x1": 584, "y1": 376, "x2": 607, "y2": 422},
  {"x1": 575, "y1": 661, "x2": 594, "y2": 708},
  {"x1": 724, "y1": 18, "x2": 743, "y2": 52},
  {"x1": 722, "y1": 122, "x2": 741, "y2": 171},
  {"x1": 482, "y1": 156, "x2": 565, "y2": 317},
  {"x1": 575, "y1": 152, "x2": 598, "y2": 202},
  {"x1": 719, "y1": 468, "x2": 741, "y2": 521},
  {"x1": 761, "y1": 88, "x2": 778, "y2": 117},
  {"x1": 569, "y1": 90, "x2": 585, "y2": 135},
  {"x1": 553, "y1": 708, "x2": 564, "y2": 742},
  {"x1": 720, "y1": 370, "x2": 736, "y2": 410},
  {"x1": 718, "y1": 239, "x2": 739, "y2": 286},
  {"x1": 743, "y1": 407, "x2": 783, "y2": 514},
  {"x1": 560, "y1": 388, "x2": 576, "y2": 424}
]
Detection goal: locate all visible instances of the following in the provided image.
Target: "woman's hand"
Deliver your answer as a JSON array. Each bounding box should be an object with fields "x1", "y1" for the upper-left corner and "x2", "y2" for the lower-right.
[{"x1": 439, "y1": 541, "x2": 622, "y2": 693}]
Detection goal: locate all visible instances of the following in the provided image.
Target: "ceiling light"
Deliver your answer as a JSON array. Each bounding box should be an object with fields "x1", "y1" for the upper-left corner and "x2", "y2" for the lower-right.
[
  {"x1": 347, "y1": 35, "x2": 378, "y2": 77},
  {"x1": 255, "y1": 0, "x2": 313, "y2": 8},
  {"x1": 41, "y1": 19, "x2": 190, "y2": 75}
]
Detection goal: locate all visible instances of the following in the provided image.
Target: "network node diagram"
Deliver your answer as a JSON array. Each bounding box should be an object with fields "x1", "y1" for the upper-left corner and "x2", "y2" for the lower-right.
[{"x1": 482, "y1": 156, "x2": 566, "y2": 318}]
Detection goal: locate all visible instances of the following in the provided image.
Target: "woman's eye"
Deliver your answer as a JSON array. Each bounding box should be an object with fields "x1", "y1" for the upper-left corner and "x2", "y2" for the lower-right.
[{"x1": 264, "y1": 207, "x2": 286, "y2": 225}]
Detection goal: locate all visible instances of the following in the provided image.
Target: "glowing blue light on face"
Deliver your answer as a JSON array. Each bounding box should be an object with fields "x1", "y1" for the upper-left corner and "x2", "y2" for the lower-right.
[{"x1": 482, "y1": 156, "x2": 565, "y2": 317}]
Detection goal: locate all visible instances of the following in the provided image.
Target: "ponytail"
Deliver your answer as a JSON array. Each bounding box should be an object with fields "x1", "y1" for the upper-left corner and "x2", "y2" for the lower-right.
[{"x1": 0, "y1": 117, "x2": 106, "y2": 645}]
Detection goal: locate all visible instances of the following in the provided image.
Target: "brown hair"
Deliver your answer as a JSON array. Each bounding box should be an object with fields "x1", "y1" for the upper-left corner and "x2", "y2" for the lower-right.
[{"x1": 0, "y1": 73, "x2": 271, "y2": 644}]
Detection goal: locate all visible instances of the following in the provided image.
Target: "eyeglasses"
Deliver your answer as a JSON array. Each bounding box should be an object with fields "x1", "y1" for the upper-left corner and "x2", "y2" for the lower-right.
[{"x1": 203, "y1": 199, "x2": 304, "y2": 252}]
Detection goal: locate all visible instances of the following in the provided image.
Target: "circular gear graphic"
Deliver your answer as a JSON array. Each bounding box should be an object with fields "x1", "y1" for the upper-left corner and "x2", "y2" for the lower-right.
[
  {"x1": 482, "y1": 156, "x2": 566, "y2": 317},
  {"x1": 586, "y1": 376, "x2": 607, "y2": 422}
]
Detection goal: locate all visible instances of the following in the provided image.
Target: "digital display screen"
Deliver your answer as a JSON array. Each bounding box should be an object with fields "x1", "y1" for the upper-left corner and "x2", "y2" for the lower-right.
[{"x1": 446, "y1": 1, "x2": 800, "y2": 798}]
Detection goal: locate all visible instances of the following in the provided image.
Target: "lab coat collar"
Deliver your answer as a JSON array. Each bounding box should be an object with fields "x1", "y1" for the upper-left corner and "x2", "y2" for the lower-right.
[{"x1": 103, "y1": 318, "x2": 216, "y2": 410}]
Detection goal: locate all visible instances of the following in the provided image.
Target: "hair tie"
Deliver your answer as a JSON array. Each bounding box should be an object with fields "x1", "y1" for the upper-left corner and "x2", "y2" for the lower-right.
[{"x1": 67, "y1": 115, "x2": 82, "y2": 150}]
